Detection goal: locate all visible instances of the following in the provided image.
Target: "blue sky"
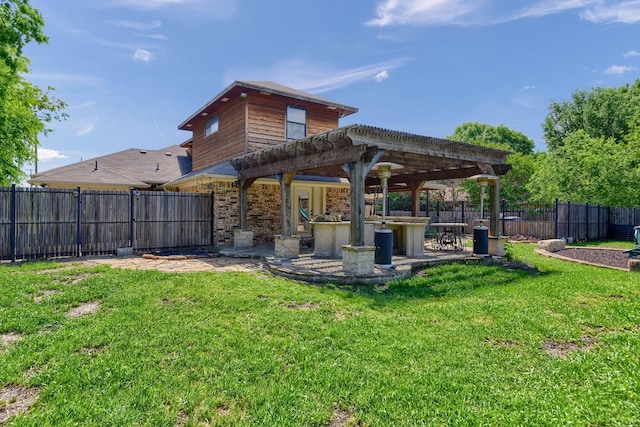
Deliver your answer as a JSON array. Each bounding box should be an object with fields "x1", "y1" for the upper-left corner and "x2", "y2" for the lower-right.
[{"x1": 24, "y1": 0, "x2": 640, "y2": 174}]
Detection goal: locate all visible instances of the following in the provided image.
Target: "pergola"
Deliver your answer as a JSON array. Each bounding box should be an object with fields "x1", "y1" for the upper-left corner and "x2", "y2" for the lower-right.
[{"x1": 230, "y1": 124, "x2": 511, "y2": 252}]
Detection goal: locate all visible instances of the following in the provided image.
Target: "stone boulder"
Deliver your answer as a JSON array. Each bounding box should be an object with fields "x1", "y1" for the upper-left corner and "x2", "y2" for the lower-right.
[{"x1": 537, "y1": 239, "x2": 566, "y2": 253}]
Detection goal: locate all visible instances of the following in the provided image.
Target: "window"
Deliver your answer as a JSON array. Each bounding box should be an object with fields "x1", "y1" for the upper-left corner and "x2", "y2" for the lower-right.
[
  {"x1": 204, "y1": 114, "x2": 219, "y2": 137},
  {"x1": 287, "y1": 105, "x2": 306, "y2": 140}
]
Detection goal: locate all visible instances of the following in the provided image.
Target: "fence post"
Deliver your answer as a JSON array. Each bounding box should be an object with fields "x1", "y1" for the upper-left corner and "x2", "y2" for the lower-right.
[
  {"x1": 585, "y1": 203, "x2": 589, "y2": 242},
  {"x1": 567, "y1": 201, "x2": 571, "y2": 241},
  {"x1": 10, "y1": 184, "x2": 17, "y2": 263},
  {"x1": 461, "y1": 201, "x2": 465, "y2": 222},
  {"x1": 436, "y1": 201, "x2": 440, "y2": 221},
  {"x1": 554, "y1": 198, "x2": 559, "y2": 239},
  {"x1": 597, "y1": 204, "x2": 601, "y2": 240},
  {"x1": 129, "y1": 189, "x2": 135, "y2": 249},
  {"x1": 501, "y1": 199, "x2": 506, "y2": 236},
  {"x1": 76, "y1": 187, "x2": 82, "y2": 257}
]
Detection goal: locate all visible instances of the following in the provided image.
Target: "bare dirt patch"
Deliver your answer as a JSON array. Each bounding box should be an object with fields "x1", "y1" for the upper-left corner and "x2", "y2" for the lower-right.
[
  {"x1": 543, "y1": 336, "x2": 598, "y2": 357},
  {"x1": 67, "y1": 301, "x2": 100, "y2": 318},
  {"x1": 1, "y1": 332, "x2": 23, "y2": 347},
  {"x1": 0, "y1": 385, "x2": 40, "y2": 423},
  {"x1": 80, "y1": 345, "x2": 105, "y2": 357},
  {"x1": 330, "y1": 404, "x2": 357, "y2": 427},
  {"x1": 34, "y1": 289, "x2": 60, "y2": 303},
  {"x1": 286, "y1": 302, "x2": 320, "y2": 310}
]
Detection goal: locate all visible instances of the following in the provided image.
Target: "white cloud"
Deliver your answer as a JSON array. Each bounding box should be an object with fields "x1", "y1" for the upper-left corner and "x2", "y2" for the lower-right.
[
  {"x1": 374, "y1": 70, "x2": 390, "y2": 82},
  {"x1": 137, "y1": 33, "x2": 168, "y2": 40},
  {"x1": 107, "y1": 19, "x2": 161, "y2": 30},
  {"x1": 581, "y1": 2, "x2": 640, "y2": 23},
  {"x1": 225, "y1": 58, "x2": 409, "y2": 94},
  {"x1": 132, "y1": 49, "x2": 154, "y2": 62},
  {"x1": 367, "y1": 0, "x2": 479, "y2": 26},
  {"x1": 77, "y1": 125, "x2": 95, "y2": 136},
  {"x1": 37, "y1": 148, "x2": 68, "y2": 161},
  {"x1": 366, "y1": 0, "x2": 640, "y2": 27},
  {"x1": 522, "y1": 85, "x2": 537, "y2": 90},
  {"x1": 73, "y1": 101, "x2": 98, "y2": 109},
  {"x1": 623, "y1": 50, "x2": 640, "y2": 57},
  {"x1": 603, "y1": 64, "x2": 637, "y2": 74}
]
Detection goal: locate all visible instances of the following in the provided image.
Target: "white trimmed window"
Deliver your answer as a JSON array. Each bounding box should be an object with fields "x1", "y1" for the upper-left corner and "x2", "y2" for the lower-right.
[
  {"x1": 286, "y1": 105, "x2": 306, "y2": 140},
  {"x1": 205, "y1": 114, "x2": 219, "y2": 137}
]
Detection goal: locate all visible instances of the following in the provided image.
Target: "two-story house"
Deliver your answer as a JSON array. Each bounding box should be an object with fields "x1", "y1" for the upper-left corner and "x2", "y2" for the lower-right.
[{"x1": 163, "y1": 81, "x2": 359, "y2": 246}]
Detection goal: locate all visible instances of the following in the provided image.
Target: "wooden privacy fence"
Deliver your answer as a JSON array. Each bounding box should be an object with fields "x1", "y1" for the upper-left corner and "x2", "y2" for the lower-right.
[
  {"x1": 1, "y1": 186, "x2": 214, "y2": 261},
  {"x1": 399, "y1": 199, "x2": 638, "y2": 241}
]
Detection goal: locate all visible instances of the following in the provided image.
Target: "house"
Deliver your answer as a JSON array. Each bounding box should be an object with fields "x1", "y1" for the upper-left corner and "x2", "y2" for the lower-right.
[
  {"x1": 29, "y1": 145, "x2": 191, "y2": 191},
  {"x1": 163, "y1": 81, "x2": 360, "y2": 246},
  {"x1": 29, "y1": 80, "x2": 512, "y2": 254}
]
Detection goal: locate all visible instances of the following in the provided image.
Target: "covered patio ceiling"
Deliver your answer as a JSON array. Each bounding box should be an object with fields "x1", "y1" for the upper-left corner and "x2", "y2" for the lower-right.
[{"x1": 230, "y1": 124, "x2": 512, "y2": 191}]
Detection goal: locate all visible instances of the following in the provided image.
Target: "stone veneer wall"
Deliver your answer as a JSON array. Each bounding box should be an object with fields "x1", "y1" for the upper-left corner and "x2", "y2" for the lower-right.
[
  {"x1": 213, "y1": 181, "x2": 281, "y2": 246},
  {"x1": 325, "y1": 187, "x2": 351, "y2": 217}
]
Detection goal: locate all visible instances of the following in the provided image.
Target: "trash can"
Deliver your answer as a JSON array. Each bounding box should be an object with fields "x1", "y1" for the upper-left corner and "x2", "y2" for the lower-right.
[
  {"x1": 634, "y1": 226, "x2": 640, "y2": 245},
  {"x1": 375, "y1": 228, "x2": 393, "y2": 266},
  {"x1": 473, "y1": 225, "x2": 489, "y2": 256}
]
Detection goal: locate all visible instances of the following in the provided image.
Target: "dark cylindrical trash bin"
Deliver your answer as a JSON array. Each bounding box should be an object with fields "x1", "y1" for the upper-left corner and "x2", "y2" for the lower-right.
[
  {"x1": 375, "y1": 228, "x2": 393, "y2": 265},
  {"x1": 473, "y1": 225, "x2": 489, "y2": 256}
]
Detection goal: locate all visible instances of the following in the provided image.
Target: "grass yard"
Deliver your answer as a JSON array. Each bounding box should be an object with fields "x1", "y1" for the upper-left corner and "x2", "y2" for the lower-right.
[{"x1": 1, "y1": 243, "x2": 640, "y2": 426}]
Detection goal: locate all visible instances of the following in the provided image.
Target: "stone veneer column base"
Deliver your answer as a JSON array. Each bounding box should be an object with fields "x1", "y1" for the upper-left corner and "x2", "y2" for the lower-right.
[
  {"x1": 274, "y1": 235, "x2": 301, "y2": 258},
  {"x1": 342, "y1": 245, "x2": 376, "y2": 275},
  {"x1": 234, "y1": 229, "x2": 254, "y2": 248},
  {"x1": 488, "y1": 236, "x2": 508, "y2": 257}
]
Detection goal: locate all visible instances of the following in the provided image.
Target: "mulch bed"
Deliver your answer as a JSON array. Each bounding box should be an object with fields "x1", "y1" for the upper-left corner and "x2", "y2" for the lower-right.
[{"x1": 556, "y1": 248, "x2": 631, "y2": 270}]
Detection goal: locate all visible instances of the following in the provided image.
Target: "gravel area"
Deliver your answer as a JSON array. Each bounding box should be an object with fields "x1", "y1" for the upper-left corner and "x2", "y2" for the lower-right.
[{"x1": 556, "y1": 248, "x2": 631, "y2": 270}]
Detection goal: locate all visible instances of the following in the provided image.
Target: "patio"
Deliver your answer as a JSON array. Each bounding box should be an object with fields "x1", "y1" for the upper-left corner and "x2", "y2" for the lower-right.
[{"x1": 219, "y1": 242, "x2": 487, "y2": 285}]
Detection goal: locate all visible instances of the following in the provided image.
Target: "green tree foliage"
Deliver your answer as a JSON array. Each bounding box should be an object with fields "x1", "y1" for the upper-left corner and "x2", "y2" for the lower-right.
[
  {"x1": 530, "y1": 79, "x2": 640, "y2": 206},
  {"x1": 448, "y1": 122, "x2": 535, "y2": 155},
  {"x1": 447, "y1": 122, "x2": 537, "y2": 203},
  {"x1": 543, "y1": 81, "x2": 640, "y2": 152},
  {"x1": 528, "y1": 130, "x2": 640, "y2": 206},
  {"x1": 0, "y1": 0, "x2": 66, "y2": 185}
]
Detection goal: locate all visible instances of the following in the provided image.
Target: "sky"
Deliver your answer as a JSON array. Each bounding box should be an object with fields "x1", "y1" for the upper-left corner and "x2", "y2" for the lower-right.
[{"x1": 23, "y1": 0, "x2": 640, "y2": 175}]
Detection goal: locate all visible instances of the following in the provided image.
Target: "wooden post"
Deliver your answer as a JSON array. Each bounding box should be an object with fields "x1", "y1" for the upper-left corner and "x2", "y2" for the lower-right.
[
  {"x1": 277, "y1": 171, "x2": 296, "y2": 236},
  {"x1": 408, "y1": 180, "x2": 426, "y2": 217},
  {"x1": 489, "y1": 178, "x2": 501, "y2": 237},
  {"x1": 344, "y1": 160, "x2": 366, "y2": 246}
]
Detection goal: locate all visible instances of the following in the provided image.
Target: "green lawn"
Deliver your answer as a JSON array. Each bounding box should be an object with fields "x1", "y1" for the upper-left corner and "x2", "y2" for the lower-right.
[{"x1": 1, "y1": 243, "x2": 639, "y2": 426}]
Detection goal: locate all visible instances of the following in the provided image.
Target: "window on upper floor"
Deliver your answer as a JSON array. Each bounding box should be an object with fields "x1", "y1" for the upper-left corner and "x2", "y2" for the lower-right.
[
  {"x1": 204, "y1": 114, "x2": 219, "y2": 137},
  {"x1": 287, "y1": 105, "x2": 306, "y2": 140}
]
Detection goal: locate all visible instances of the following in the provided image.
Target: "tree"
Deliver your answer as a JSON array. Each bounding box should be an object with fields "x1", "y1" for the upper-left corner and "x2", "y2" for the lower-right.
[
  {"x1": 448, "y1": 122, "x2": 534, "y2": 155},
  {"x1": 530, "y1": 79, "x2": 640, "y2": 206},
  {"x1": 543, "y1": 81, "x2": 640, "y2": 151},
  {"x1": 447, "y1": 122, "x2": 537, "y2": 204},
  {"x1": 0, "y1": 0, "x2": 66, "y2": 185},
  {"x1": 527, "y1": 130, "x2": 640, "y2": 206}
]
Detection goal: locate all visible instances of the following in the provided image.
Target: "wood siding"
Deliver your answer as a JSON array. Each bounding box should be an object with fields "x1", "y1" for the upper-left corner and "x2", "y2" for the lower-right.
[{"x1": 191, "y1": 99, "x2": 246, "y2": 171}]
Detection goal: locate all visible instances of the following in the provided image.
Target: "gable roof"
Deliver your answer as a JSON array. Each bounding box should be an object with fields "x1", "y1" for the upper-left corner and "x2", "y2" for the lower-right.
[
  {"x1": 178, "y1": 80, "x2": 358, "y2": 130},
  {"x1": 29, "y1": 145, "x2": 192, "y2": 190}
]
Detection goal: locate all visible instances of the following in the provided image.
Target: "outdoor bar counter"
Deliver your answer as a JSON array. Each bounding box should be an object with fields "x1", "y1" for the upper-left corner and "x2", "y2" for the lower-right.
[{"x1": 311, "y1": 217, "x2": 429, "y2": 258}]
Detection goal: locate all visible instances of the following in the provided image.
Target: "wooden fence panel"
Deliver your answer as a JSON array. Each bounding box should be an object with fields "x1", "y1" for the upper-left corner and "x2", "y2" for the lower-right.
[
  {"x1": 15, "y1": 187, "x2": 77, "y2": 259},
  {"x1": 81, "y1": 190, "x2": 130, "y2": 256},
  {"x1": 133, "y1": 191, "x2": 212, "y2": 251}
]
